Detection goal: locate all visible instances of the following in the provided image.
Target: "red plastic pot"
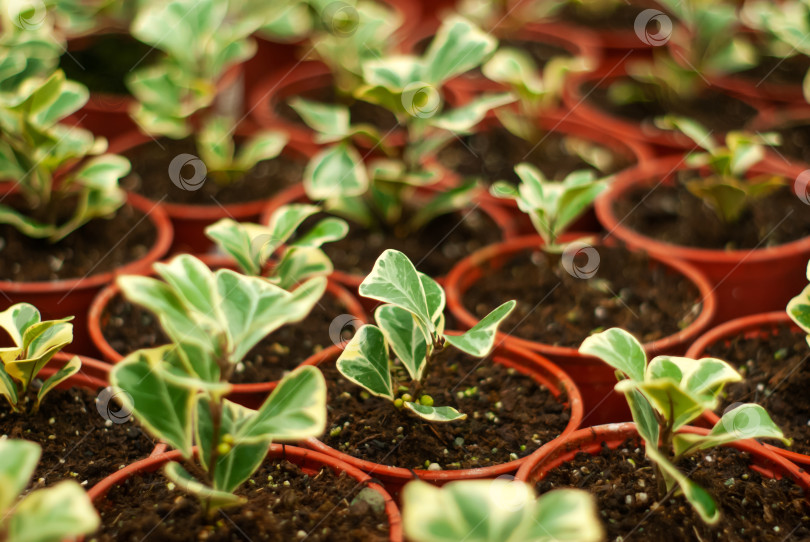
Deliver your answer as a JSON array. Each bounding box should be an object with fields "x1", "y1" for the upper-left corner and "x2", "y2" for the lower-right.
[
  {"x1": 87, "y1": 254, "x2": 368, "y2": 408},
  {"x1": 594, "y1": 155, "x2": 810, "y2": 324},
  {"x1": 751, "y1": 103, "x2": 810, "y2": 172},
  {"x1": 85, "y1": 444, "x2": 403, "y2": 542},
  {"x1": 0, "y1": 191, "x2": 172, "y2": 356},
  {"x1": 444, "y1": 234, "x2": 717, "y2": 427},
  {"x1": 301, "y1": 342, "x2": 583, "y2": 498},
  {"x1": 108, "y1": 130, "x2": 311, "y2": 254},
  {"x1": 515, "y1": 423, "x2": 810, "y2": 508},
  {"x1": 685, "y1": 311, "x2": 810, "y2": 468}
]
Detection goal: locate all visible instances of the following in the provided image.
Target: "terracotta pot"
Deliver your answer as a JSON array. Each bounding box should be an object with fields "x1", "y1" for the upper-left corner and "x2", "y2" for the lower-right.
[
  {"x1": 685, "y1": 311, "x2": 810, "y2": 468},
  {"x1": 515, "y1": 423, "x2": 810, "y2": 509},
  {"x1": 86, "y1": 444, "x2": 403, "y2": 542},
  {"x1": 444, "y1": 234, "x2": 717, "y2": 426},
  {"x1": 87, "y1": 254, "x2": 368, "y2": 408},
  {"x1": 0, "y1": 191, "x2": 172, "y2": 356},
  {"x1": 108, "y1": 130, "x2": 310, "y2": 254},
  {"x1": 594, "y1": 155, "x2": 810, "y2": 324},
  {"x1": 302, "y1": 342, "x2": 583, "y2": 497}
]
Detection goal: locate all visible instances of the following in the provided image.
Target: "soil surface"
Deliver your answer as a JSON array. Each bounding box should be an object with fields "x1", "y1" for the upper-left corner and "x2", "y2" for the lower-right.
[
  {"x1": 705, "y1": 325, "x2": 810, "y2": 456},
  {"x1": 535, "y1": 437, "x2": 810, "y2": 541},
  {"x1": 614, "y1": 181, "x2": 810, "y2": 250},
  {"x1": 319, "y1": 205, "x2": 502, "y2": 278},
  {"x1": 121, "y1": 137, "x2": 304, "y2": 206},
  {"x1": 61, "y1": 34, "x2": 158, "y2": 95},
  {"x1": 586, "y1": 79, "x2": 758, "y2": 133},
  {"x1": 102, "y1": 290, "x2": 354, "y2": 384},
  {"x1": 437, "y1": 126, "x2": 632, "y2": 185},
  {"x1": 553, "y1": 3, "x2": 648, "y2": 31},
  {"x1": 463, "y1": 245, "x2": 701, "y2": 347},
  {"x1": 320, "y1": 349, "x2": 570, "y2": 470},
  {"x1": 0, "y1": 198, "x2": 157, "y2": 282},
  {"x1": 90, "y1": 457, "x2": 390, "y2": 542},
  {"x1": 0, "y1": 386, "x2": 156, "y2": 488},
  {"x1": 738, "y1": 53, "x2": 810, "y2": 88},
  {"x1": 774, "y1": 121, "x2": 810, "y2": 166}
]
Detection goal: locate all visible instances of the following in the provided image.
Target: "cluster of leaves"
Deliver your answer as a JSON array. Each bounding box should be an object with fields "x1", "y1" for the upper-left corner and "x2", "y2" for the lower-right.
[
  {"x1": 0, "y1": 439, "x2": 99, "y2": 542},
  {"x1": 581, "y1": 327, "x2": 788, "y2": 524},
  {"x1": 337, "y1": 249, "x2": 515, "y2": 422},
  {"x1": 112, "y1": 255, "x2": 329, "y2": 513},
  {"x1": 656, "y1": 116, "x2": 784, "y2": 223}
]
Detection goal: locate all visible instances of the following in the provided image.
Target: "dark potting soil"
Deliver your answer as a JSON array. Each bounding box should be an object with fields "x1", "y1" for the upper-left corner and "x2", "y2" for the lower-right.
[
  {"x1": 0, "y1": 387, "x2": 156, "y2": 488},
  {"x1": 774, "y1": 121, "x2": 810, "y2": 165},
  {"x1": 738, "y1": 54, "x2": 810, "y2": 88},
  {"x1": 90, "y1": 457, "x2": 390, "y2": 542},
  {"x1": 553, "y1": 3, "x2": 648, "y2": 31},
  {"x1": 535, "y1": 437, "x2": 810, "y2": 541},
  {"x1": 0, "y1": 199, "x2": 157, "y2": 282},
  {"x1": 60, "y1": 34, "x2": 158, "y2": 96},
  {"x1": 101, "y1": 291, "x2": 353, "y2": 384},
  {"x1": 614, "y1": 181, "x2": 810, "y2": 250},
  {"x1": 437, "y1": 126, "x2": 632, "y2": 185},
  {"x1": 705, "y1": 325, "x2": 810, "y2": 456},
  {"x1": 320, "y1": 206, "x2": 502, "y2": 278},
  {"x1": 320, "y1": 350, "x2": 570, "y2": 470},
  {"x1": 121, "y1": 137, "x2": 304, "y2": 206},
  {"x1": 585, "y1": 80, "x2": 758, "y2": 133},
  {"x1": 413, "y1": 37, "x2": 570, "y2": 67},
  {"x1": 463, "y1": 245, "x2": 701, "y2": 348}
]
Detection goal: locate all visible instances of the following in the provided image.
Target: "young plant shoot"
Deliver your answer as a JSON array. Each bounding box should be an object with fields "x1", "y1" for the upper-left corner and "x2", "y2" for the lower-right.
[
  {"x1": 205, "y1": 203, "x2": 349, "y2": 289},
  {"x1": 402, "y1": 479, "x2": 603, "y2": 542},
  {"x1": 787, "y1": 260, "x2": 810, "y2": 342},
  {"x1": 0, "y1": 303, "x2": 81, "y2": 414},
  {"x1": 656, "y1": 116, "x2": 784, "y2": 224},
  {"x1": 336, "y1": 249, "x2": 516, "y2": 422},
  {"x1": 580, "y1": 327, "x2": 789, "y2": 524},
  {"x1": 0, "y1": 439, "x2": 100, "y2": 542},
  {"x1": 112, "y1": 254, "x2": 329, "y2": 514}
]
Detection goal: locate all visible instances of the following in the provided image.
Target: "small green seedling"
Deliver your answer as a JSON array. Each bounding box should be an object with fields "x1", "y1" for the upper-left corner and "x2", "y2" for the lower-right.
[
  {"x1": 0, "y1": 69, "x2": 129, "y2": 241},
  {"x1": 402, "y1": 479, "x2": 603, "y2": 542},
  {"x1": 580, "y1": 327, "x2": 789, "y2": 524},
  {"x1": 205, "y1": 204, "x2": 349, "y2": 289},
  {"x1": 656, "y1": 116, "x2": 784, "y2": 223},
  {"x1": 0, "y1": 303, "x2": 81, "y2": 413},
  {"x1": 0, "y1": 439, "x2": 99, "y2": 541},
  {"x1": 113, "y1": 254, "x2": 329, "y2": 514},
  {"x1": 337, "y1": 249, "x2": 515, "y2": 422},
  {"x1": 490, "y1": 163, "x2": 607, "y2": 252},
  {"x1": 787, "y1": 260, "x2": 810, "y2": 343}
]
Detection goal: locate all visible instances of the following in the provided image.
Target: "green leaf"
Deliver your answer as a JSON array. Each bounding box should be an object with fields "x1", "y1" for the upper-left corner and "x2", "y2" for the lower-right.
[
  {"x1": 164, "y1": 462, "x2": 245, "y2": 511},
  {"x1": 444, "y1": 300, "x2": 515, "y2": 357},
  {"x1": 289, "y1": 98, "x2": 350, "y2": 142},
  {"x1": 430, "y1": 92, "x2": 515, "y2": 133},
  {"x1": 528, "y1": 488, "x2": 605, "y2": 541},
  {"x1": 359, "y1": 249, "x2": 434, "y2": 334},
  {"x1": 0, "y1": 364, "x2": 18, "y2": 409},
  {"x1": 197, "y1": 116, "x2": 235, "y2": 173},
  {"x1": 361, "y1": 56, "x2": 423, "y2": 92},
  {"x1": 72, "y1": 154, "x2": 131, "y2": 190},
  {"x1": 579, "y1": 328, "x2": 647, "y2": 382},
  {"x1": 626, "y1": 387, "x2": 659, "y2": 451},
  {"x1": 205, "y1": 219, "x2": 273, "y2": 276},
  {"x1": 8, "y1": 480, "x2": 100, "y2": 542},
  {"x1": 28, "y1": 72, "x2": 89, "y2": 129},
  {"x1": 292, "y1": 217, "x2": 349, "y2": 248},
  {"x1": 674, "y1": 404, "x2": 789, "y2": 456},
  {"x1": 6, "y1": 318, "x2": 73, "y2": 392},
  {"x1": 408, "y1": 180, "x2": 478, "y2": 231},
  {"x1": 375, "y1": 305, "x2": 428, "y2": 381},
  {"x1": 273, "y1": 247, "x2": 334, "y2": 289},
  {"x1": 404, "y1": 402, "x2": 466, "y2": 422},
  {"x1": 619, "y1": 378, "x2": 705, "y2": 431},
  {"x1": 304, "y1": 143, "x2": 369, "y2": 201},
  {"x1": 336, "y1": 325, "x2": 394, "y2": 400},
  {"x1": 655, "y1": 116, "x2": 716, "y2": 152},
  {"x1": 35, "y1": 355, "x2": 80, "y2": 410},
  {"x1": 0, "y1": 439, "x2": 40, "y2": 515},
  {"x1": 0, "y1": 303, "x2": 42, "y2": 360},
  {"x1": 155, "y1": 254, "x2": 220, "y2": 321},
  {"x1": 787, "y1": 278, "x2": 810, "y2": 335},
  {"x1": 420, "y1": 273, "x2": 446, "y2": 326},
  {"x1": 422, "y1": 16, "x2": 497, "y2": 85},
  {"x1": 235, "y1": 130, "x2": 288, "y2": 171},
  {"x1": 645, "y1": 445, "x2": 719, "y2": 524}
]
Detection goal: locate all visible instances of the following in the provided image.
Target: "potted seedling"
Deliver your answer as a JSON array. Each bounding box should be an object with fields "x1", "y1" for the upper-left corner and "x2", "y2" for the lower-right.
[
  {"x1": 0, "y1": 439, "x2": 100, "y2": 542},
  {"x1": 446, "y1": 162, "x2": 716, "y2": 424},
  {"x1": 595, "y1": 118, "x2": 810, "y2": 322},
  {"x1": 401, "y1": 478, "x2": 603, "y2": 542},
  {"x1": 305, "y1": 249, "x2": 582, "y2": 491},
  {"x1": 115, "y1": 0, "x2": 297, "y2": 252},
  {"x1": 0, "y1": 64, "x2": 171, "y2": 350},
  {"x1": 520, "y1": 327, "x2": 810, "y2": 539}
]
